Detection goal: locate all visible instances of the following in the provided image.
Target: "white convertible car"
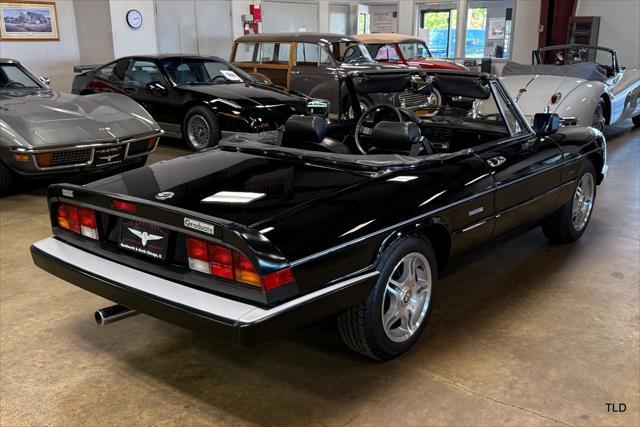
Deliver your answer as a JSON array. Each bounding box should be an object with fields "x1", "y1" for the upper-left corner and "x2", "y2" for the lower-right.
[{"x1": 501, "y1": 44, "x2": 640, "y2": 130}]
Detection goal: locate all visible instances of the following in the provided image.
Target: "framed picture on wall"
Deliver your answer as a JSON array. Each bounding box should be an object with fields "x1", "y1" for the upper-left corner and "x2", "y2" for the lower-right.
[{"x1": 0, "y1": 1, "x2": 59, "y2": 41}]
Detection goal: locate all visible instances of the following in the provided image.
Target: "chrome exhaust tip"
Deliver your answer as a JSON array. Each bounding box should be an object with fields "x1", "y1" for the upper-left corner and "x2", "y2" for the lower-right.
[{"x1": 95, "y1": 304, "x2": 138, "y2": 326}]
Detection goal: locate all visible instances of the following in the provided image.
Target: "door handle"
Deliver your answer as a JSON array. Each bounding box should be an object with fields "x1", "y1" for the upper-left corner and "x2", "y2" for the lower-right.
[
  {"x1": 123, "y1": 87, "x2": 136, "y2": 94},
  {"x1": 291, "y1": 70, "x2": 300, "y2": 75},
  {"x1": 487, "y1": 156, "x2": 506, "y2": 168}
]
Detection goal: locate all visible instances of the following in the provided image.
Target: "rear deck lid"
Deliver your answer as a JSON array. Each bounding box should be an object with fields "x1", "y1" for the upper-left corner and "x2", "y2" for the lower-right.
[{"x1": 87, "y1": 148, "x2": 371, "y2": 226}]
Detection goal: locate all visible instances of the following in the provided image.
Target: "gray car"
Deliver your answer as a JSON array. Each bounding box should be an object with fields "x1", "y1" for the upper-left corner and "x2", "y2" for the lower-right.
[{"x1": 0, "y1": 58, "x2": 164, "y2": 195}]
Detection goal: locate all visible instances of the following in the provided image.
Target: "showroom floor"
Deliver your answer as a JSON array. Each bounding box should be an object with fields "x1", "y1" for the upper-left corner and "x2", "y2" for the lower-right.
[{"x1": 1, "y1": 125, "x2": 638, "y2": 426}]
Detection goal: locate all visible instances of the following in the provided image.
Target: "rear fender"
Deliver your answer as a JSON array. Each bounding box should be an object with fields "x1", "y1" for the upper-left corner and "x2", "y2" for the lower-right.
[{"x1": 376, "y1": 216, "x2": 451, "y2": 274}]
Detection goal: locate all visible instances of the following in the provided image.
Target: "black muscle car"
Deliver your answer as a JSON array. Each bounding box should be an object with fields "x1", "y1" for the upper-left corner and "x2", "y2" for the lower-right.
[
  {"x1": 72, "y1": 55, "x2": 324, "y2": 151},
  {"x1": 32, "y1": 69, "x2": 607, "y2": 360}
]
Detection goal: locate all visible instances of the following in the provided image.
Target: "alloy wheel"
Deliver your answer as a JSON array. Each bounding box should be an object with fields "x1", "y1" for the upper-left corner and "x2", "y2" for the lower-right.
[
  {"x1": 187, "y1": 114, "x2": 211, "y2": 149},
  {"x1": 572, "y1": 172, "x2": 595, "y2": 231},
  {"x1": 381, "y1": 252, "x2": 432, "y2": 343}
]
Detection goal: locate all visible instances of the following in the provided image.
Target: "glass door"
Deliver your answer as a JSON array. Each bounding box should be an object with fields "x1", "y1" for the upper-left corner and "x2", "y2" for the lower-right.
[{"x1": 419, "y1": 9, "x2": 457, "y2": 58}]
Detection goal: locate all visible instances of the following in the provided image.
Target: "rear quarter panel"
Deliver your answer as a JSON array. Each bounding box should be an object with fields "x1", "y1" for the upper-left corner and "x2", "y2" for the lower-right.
[{"x1": 259, "y1": 154, "x2": 495, "y2": 295}]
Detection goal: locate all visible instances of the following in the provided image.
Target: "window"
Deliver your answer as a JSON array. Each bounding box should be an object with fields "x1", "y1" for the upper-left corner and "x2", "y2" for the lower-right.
[
  {"x1": 124, "y1": 60, "x2": 167, "y2": 87},
  {"x1": 420, "y1": 8, "x2": 457, "y2": 58},
  {"x1": 161, "y1": 58, "x2": 251, "y2": 84},
  {"x1": 296, "y1": 43, "x2": 329, "y2": 66},
  {"x1": 464, "y1": 7, "x2": 487, "y2": 58},
  {"x1": 234, "y1": 43, "x2": 257, "y2": 62},
  {"x1": 465, "y1": 1, "x2": 513, "y2": 59},
  {"x1": 95, "y1": 62, "x2": 121, "y2": 82},
  {"x1": 373, "y1": 44, "x2": 399, "y2": 61},
  {"x1": 0, "y1": 64, "x2": 40, "y2": 88},
  {"x1": 329, "y1": 42, "x2": 373, "y2": 64},
  {"x1": 258, "y1": 43, "x2": 276, "y2": 63},
  {"x1": 399, "y1": 42, "x2": 431, "y2": 60},
  {"x1": 277, "y1": 43, "x2": 291, "y2": 64}
]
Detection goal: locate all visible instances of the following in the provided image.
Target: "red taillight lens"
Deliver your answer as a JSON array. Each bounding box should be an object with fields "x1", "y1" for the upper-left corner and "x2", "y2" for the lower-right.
[
  {"x1": 56, "y1": 202, "x2": 98, "y2": 240},
  {"x1": 263, "y1": 268, "x2": 295, "y2": 291},
  {"x1": 185, "y1": 237, "x2": 294, "y2": 290},
  {"x1": 111, "y1": 199, "x2": 137, "y2": 213},
  {"x1": 209, "y1": 245, "x2": 234, "y2": 280}
]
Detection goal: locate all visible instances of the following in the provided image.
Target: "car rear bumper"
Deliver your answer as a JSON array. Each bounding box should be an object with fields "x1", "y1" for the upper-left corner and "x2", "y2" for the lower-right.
[{"x1": 30, "y1": 237, "x2": 379, "y2": 346}]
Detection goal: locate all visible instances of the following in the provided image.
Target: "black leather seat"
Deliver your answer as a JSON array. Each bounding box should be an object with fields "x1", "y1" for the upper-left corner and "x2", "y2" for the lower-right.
[
  {"x1": 282, "y1": 115, "x2": 350, "y2": 154},
  {"x1": 368, "y1": 121, "x2": 434, "y2": 155}
]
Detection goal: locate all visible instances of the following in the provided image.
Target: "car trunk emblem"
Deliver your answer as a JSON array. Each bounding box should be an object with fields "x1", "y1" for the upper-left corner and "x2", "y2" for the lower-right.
[{"x1": 155, "y1": 191, "x2": 174, "y2": 200}]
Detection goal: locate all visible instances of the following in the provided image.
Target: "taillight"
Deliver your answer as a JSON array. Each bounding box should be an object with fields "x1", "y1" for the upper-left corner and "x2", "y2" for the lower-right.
[
  {"x1": 111, "y1": 199, "x2": 137, "y2": 213},
  {"x1": 185, "y1": 237, "x2": 294, "y2": 290},
  {"x1": 56, "y1": 202, "x2": 98, "y2": 240}
]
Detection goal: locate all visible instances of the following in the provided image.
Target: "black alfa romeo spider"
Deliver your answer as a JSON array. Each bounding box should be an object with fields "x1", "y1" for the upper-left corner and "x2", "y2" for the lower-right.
[{"x1": 32, "y1": 69, "x2": 607, "y2": 360}]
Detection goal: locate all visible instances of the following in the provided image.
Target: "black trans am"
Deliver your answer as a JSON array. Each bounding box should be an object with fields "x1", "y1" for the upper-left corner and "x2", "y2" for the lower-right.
[
  {"x1": 72, "y1": 55, "x2": 323, "y2": 151},
  {"x1": 33, "y1": 69, "x2": 607, "y2": 360}
]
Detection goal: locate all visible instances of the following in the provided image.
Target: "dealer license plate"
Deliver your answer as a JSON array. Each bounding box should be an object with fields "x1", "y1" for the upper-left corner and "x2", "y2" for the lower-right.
[{"x1": 119, "y1": 219, "x2": 169, "y2": 260}]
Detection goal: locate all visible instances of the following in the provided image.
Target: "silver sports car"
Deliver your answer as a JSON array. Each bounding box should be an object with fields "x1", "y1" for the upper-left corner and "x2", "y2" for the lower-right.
[
  {"x1": 501, "y1": 44, "x2": 640, "y2": 130},
  {"x1": 0, "y1": 58, "x2": 164, "y2": 196}
]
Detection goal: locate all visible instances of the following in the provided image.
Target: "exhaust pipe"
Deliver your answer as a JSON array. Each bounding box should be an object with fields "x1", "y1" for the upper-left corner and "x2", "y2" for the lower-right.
[{"x1": 95, "y1": 304, "x2": 139, "y2": 326}]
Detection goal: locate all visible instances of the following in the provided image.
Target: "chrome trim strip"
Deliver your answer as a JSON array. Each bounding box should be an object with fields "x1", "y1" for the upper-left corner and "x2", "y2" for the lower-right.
[
  {"x1": 32, "y1": 237, "x2": 378, "y2": 324},
  {"x1": 290, "y1": 187, "x2": 495, "y2": 267},
  {"x1": 12, "y1": 130, "x2": 163, "y2": 171}
]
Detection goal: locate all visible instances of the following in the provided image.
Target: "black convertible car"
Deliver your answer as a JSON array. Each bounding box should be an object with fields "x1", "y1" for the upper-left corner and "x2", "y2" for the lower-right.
[
  {"x1": 32, "y1": 69, "x2": 606, "y2": 360},
  {"x1": 72, "y1": 55, "x2": 324, "y2": 151}
]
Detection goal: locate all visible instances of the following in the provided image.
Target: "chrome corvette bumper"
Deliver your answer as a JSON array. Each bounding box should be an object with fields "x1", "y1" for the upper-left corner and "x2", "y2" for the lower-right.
[{"x1": 30, "y1": 237, "x2": 379, "y2": 345}]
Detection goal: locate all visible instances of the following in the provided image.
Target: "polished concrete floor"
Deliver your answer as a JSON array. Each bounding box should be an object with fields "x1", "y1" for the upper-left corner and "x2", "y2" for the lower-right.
[{"x1": 1, "y1": 126, "x2": 638, "y2": 426}]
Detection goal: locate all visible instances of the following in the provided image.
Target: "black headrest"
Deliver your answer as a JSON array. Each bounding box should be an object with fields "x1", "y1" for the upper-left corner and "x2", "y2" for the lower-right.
[
  {"x1": 284, "y1": 115, "x2": 326, "y2": 143},
  {"x1": 370, "y1": 121, "x2": 421, "y2": 149}
]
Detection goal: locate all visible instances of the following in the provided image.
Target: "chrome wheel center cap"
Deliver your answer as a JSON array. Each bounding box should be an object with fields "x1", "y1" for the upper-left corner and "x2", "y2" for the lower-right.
[{"x1": 402, "y1": 290, "x2": 412, "y2": 304}]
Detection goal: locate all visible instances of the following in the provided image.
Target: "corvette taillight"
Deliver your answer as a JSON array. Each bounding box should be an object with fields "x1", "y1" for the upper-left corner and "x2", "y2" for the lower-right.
[
  {"x1": 185, "y1": 237, "x2": 294, "y2": 290},
  {"x1": 57, "y1": 202, "x2": 98, "y2": 240}
]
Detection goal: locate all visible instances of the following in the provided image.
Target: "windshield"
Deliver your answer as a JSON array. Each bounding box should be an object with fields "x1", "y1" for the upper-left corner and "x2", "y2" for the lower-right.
[
  {"x1": 330, "y1": 42, "x2": 375, "y2": 64},
  {"x1": 160, "y1": 58, "x2": 253, "y2": 85},
  {"x1": 537, "y1": 46, "x2": 614, "y2": 68},
  {"x1": 399, "y1": 42, "x2": 432, "y2": 60},
  {"x1": 0, "y1": 64, "x2": 42, "y2": 89}
]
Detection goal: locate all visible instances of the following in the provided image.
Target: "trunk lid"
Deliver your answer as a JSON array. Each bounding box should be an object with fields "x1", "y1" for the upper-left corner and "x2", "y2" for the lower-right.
[{"x1": 87, "y1": 148, "x2": 371, "y2": 226}]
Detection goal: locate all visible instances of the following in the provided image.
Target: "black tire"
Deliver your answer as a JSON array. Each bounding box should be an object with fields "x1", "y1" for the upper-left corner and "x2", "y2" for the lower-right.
[
  {"x1": 632, "y1": 115, "x2": 640, "y2": 128},
  {"x1": 337, "y1": 236, "x2": 437, "y2": 361},
  {"x1": 0, "y1": 162, "x2": 14, "y2": 197},
  {"x1": 592, "y1": 99, "x2": 606, "y2": 131},
  {"x1": 542, "y1": 160, "x2": 597, "y2": 243},
  {"x1": 182, "y1": 106, "x2": 220, "y2": 151}
]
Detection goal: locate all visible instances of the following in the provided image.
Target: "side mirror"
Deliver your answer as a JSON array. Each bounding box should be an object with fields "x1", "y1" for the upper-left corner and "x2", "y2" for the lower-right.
[
  {"x1": 39, "y1": 76, "x2": 50, "y2": 86},
  {"x1": 145, "y1": 81, "x2": 168, "y2": 96},
  {"x1": 533, "y1": 113, "x2": 560, "y2": 136}
]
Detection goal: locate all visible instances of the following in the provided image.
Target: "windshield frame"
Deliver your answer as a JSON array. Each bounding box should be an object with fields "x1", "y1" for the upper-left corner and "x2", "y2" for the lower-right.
[
  {"x1": 160, "y1": 57, "x2": 256, "y2": 87},
  {"x1": 0, "y1": 62, "x2": 46, "y2": 90}
]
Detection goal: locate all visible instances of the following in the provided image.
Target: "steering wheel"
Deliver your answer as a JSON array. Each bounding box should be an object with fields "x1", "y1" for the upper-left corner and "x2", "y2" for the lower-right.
[
  {"x1": 2, "y1": 81, "x2": 25, "y2": 88},
  {"x1": 210, "y1": 75, "x2": 228, "y2": 83},
  {"x1": 354, "y1": 103, "x2": 403, "y2": 155}
]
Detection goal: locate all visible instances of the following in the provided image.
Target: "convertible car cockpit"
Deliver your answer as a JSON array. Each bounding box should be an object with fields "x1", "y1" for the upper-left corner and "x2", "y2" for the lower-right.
[{"x1": 223, "y1": 69, "x2": 530, "y2": 161}]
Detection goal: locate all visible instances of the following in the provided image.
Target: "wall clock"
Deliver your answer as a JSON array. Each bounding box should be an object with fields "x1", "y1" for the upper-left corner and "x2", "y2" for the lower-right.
[{"x1": 126, "y1": 9, "x2": 143, "y2": 29}]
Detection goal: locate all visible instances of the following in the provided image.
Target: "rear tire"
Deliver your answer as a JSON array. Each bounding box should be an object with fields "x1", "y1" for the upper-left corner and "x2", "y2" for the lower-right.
[
  {"x1": 337, "y1": 237, "x2": 437, "y2": 361},
  {"x1": 183, "y1": 106, "x2": 220, "y2": 151},
  {"x1": 0, "y1": 162, "x2": 14, "y2": 197},
  {"x1": 632, "y1": 115, "x2": 640, "y2": 128},
  {"x1": 542, "y1": 161, "x2": 597, "y2": 243}
]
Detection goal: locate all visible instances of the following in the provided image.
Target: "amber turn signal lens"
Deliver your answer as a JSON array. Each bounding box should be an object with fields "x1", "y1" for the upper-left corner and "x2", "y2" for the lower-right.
[
  {"x1": 12, "y1": 153, "x2": 29, "y2": 162},
  {"x1": 147, "y1": 137, "x2": 159, "y2": 151},
  {"x1": 35, "y1": 152, "x2": 53, "y2": 167}
]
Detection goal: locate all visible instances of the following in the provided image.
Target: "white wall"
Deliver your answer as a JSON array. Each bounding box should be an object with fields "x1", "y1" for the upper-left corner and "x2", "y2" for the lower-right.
[
  {"x1": 73, "y1": 0, "x2": 114, "y2": 65},
  {"x1": 109, "y1": 0, "x2": 158, "y2": 58},
  {"x1": 511, "y1": 0, "x2": 540, "y2": 64},
  {"x1": 576, "y1": 0, "x2": 640, "y2": 69},
  {"x1": 0, "y1": 0, "x2": 80, "y2": 91}
]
